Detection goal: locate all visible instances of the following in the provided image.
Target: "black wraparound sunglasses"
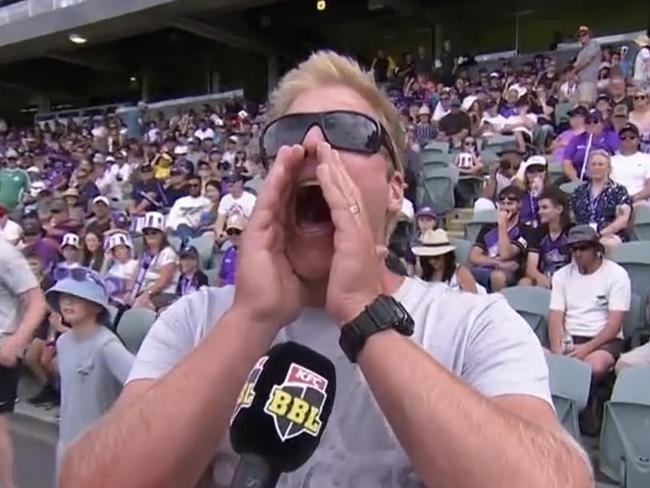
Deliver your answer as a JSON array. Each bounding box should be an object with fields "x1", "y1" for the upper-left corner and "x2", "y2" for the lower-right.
[{"x1": 259, "y1": 110, "x2": 398, "y2": 169}]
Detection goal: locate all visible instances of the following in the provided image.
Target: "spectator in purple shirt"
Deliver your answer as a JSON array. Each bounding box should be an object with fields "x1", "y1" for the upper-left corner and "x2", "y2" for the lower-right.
[
  {"x1": 562, "y1": 109, "x2": 619, "y2": 182},
  {"x1": 551, "y1": 105, "x2": 587, "y2": 163},
  {"x1": 521, "y1": 186, "x2": 572, "y2": 288},
  {"x1": 18, "y1": 218, "x2": 60, "y2": 271},
  {"x1": 469, "y1": 185, "x2": 533, "y2": 292},
  {"x1": 217, "y1": 213, "x2": 246, "y2": 287}
]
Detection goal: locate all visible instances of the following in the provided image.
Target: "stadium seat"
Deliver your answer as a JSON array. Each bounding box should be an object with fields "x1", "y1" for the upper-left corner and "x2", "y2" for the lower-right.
[
  {"x1": 449, "y1": 238, "x2": 472, "y2": 266},
  {"x1": 423, "y1": 140, "x2": 449, "y2": 153},
  {"x1": 500, "y1": 286, "x2": 551, "y2": 346},
  {"x1": 422, "y1": 166, "x2": 458, "y2": 216},
  {"x1": 623, "y1": 294, "x2": 643, "y2": 345},
  {"x1": 560, "y1": 181, "x2": 580, "y2": 195},
  {"x1": 421, "y1": 151, "x2": 452, "y2": 176},
  {"x1": 631, "y1": 205, "x2": 650, "y2": 241},
  {"x1": 599, "y1": 366, "x2": 650, "y2": 487},
  {"x1": 204, "y1": 268, "x2": 220, "y2": 286},
  {"x1": 188, "y1": 234, "x2": 216, "y2": 270},
  {"x1": 479, "y1": 148, "x2": 499, "y2": 165},
  {"x1": 130, "y1": 234, "x2": 144, "y2": 258},
  {"x1": 555, "y1": 102, "x2": 572, "y2": 126},
  {"x1": 168, "y1": 235, "x2": 183, "y2": 252},
  {"x1": 545, "y1": 354, "x2": 591, "y2": 442},
  {"x1": 481, "y1": 135, "x2": 517, "y2": 154},
  {"x1": 464, "y1": 209, "x2": 497, "y2": 243},
  {"x1": 611, "y1": 242, "x2": 650, "y2": 325},
  {"x1": 116, "y1": 308, "x2": 157, "y2": 355}
]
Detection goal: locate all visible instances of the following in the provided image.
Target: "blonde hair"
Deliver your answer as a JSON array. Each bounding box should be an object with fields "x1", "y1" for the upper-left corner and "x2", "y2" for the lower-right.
[{"x1": 266, "y1": 50, "x2": 405, "y2": 172}]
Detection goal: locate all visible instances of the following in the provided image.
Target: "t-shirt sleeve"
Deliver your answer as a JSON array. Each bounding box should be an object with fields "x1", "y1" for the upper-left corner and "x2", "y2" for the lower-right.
[
  {"x1": 563, "y1": 135, "x2": 578, "y2": 161},
  {"x1": 102, "y1": 338, "x2": 135, "y2": 384},
  {"x1": 511, "y1": 225, "x2": 531, "y2": 254},
  {"x1": 608, "y1": 265, "x2": 631, "y2": 311},
  {"x1": 0, "y1": 243, "x2": 38, "y2": 294},
  {"x1": 527, "y1": 227, "x2": 542, "y2": 253},
  {"x1": 462, "y1": 297, "x2": 552, "y2": 404},
  {"x1": 127, "y1": 294, "x2": 202, "y2": 382},
  {"x1": 549, "y1": 270, "x2": 567, "y2": 311},
  {"x1": 159, "y1": 247, "x2": 178, "y2": 266},
  {"x1": 474, "y1": 224, "x2": 490, "y2": 250}
]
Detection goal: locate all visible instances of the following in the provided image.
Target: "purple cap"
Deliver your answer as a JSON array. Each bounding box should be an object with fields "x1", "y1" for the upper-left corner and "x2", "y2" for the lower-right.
[
  {"x1": 112, "y1": 212, "x2": 130, "y2": 229},
  {"x1": 416, "y1": 207, "x2": 437, "y2": 219}
]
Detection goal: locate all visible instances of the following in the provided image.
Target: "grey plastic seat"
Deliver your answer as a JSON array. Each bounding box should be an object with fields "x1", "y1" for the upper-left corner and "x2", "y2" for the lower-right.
[
  {"x1": 560, "y1": 181, "x2": 580, "y2": 195},
  {"x1": 188, "y1": 234, "x2": 216, "y2": 270},
  {"x1": 464, "y1": 209, "x2": 497, "y2": 243},
  {"x1": 500, "y1": 286, "x2": 551, "y2": 346},
  {"x1": 545, "y1": 354, "x2": 591, "y2": 442},
  {"x1": 167, "y1": 235, "x2": 183, "y2": 253},
  {"x1": 130, "y1": 233, "x2": 144, "y2": 259},
  {"x1": 631, "y1": 205, "x2": 650, "y2": 241},
  {"x1": 423, "y1": 166, "x2": 458, "y2": 216},
  {"x1": 612, "y1": 242, "x2": 650, "y2": 326},
  {"x1": 599, "y1": 366, "x2": 650, "y2": 487},
  {"x1": 449, "y1": 238, "x2": 472, "y2": 267},
  {"x1": 423, "y1": 140, "x2": 449, "y2": 153},
  {"x1": 623, "y1": 294, "x2": 643, "y2": 343},
  {"x1": 116, "y1": 308, "x2": 158, "y2": 355}
]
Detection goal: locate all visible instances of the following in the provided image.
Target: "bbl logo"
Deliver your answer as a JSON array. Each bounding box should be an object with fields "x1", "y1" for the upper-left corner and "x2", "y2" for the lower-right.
[
  {"x1": 231, "y1": 356, "x2": 268, "y2": 423},
  {"x1": 264, "y1": 363, "x2": 328, "y2": 441}
]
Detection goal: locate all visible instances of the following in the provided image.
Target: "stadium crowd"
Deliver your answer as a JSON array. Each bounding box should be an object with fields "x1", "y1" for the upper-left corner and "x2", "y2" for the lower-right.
[{"x1": 0, "y1": 22, "x2": 648, "y2": 486}]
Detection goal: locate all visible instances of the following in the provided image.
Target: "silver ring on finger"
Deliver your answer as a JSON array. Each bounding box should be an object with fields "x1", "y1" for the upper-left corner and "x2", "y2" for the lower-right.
[{"x1": 349, "y1": 203, "x2": 361, "y2": 215}]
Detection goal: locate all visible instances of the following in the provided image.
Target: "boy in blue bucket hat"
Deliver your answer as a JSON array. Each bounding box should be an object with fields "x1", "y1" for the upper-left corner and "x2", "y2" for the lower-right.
[{"x1": 45, "y1": 267, "x2": 134, "y2": 474}]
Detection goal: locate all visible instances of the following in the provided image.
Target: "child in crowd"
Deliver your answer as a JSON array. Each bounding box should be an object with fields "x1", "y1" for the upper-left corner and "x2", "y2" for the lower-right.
[
  {"x1": 46, "y1": 267, "x2": 134, "y2": 473},
  {"x1": 52, "y1": 233, "x2": 81, "y2": 280},
  {"x1": 217, "y1": 213, "x2": 246, "y2": 286},
  {"x1": 176, "y1": 246, "x2": 209, "y2": 297},
  {"x1": 103, "y1": 233, "x2": 139, "y2": 303}
]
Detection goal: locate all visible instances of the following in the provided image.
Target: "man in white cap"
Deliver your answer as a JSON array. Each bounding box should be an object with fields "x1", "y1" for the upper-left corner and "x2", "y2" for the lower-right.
[
  {"x1": 0, "y1": 149, "x2": 29, "y2": 212},
  {"x1": 633, "y1": 34, "x2": 650, "y2": 89}
]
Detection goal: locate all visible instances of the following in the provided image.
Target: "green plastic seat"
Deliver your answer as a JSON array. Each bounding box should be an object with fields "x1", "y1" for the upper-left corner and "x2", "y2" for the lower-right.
[
  {"x1": 423, "y1": 140, "x2": 449, "y2": 153},
  {"x1": 449, "y1": 238, "x2": 472, "y2": 267},
  {"x1": 599, "y1": 366, "x2": 650, "y2": 487},
  {"x1": 632, "y1": 205, "x2": 650, "y2": 241},
  {"x1": 116, "y1": 308, "x2": 157, "y2": 355},
  {"x1": 500, "y1": 286, "x2": 551, "y2": 346},
  {"x1": 422, "y1": 166, "x2": 458, "y2": 216},
  {"x1": 464, "y1": 209, "x2": 497, "y2": 243},
  {"x1": 611, "y1": 242, "x2": 650, "y2": 326},
  {"x1": 188, "y1": 234, "x2": 216, "y2": 270},
  {"x1": 545, "y1": 354, "x2": 591, "y2": 442}
]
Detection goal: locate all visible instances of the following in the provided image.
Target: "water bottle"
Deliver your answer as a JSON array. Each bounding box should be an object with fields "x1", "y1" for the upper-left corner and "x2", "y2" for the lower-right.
[{"x1": 562, "y1": 330, "x2": 574, "y2": 354}]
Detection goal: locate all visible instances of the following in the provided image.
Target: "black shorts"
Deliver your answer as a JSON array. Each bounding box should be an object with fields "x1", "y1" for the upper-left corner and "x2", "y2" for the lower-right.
[
  {"x1": 573, "y1": 336, "x2": 624, "y2": 360},
  {"x1": 0, "y1": 364, "x2": 20, "y2": 414}
]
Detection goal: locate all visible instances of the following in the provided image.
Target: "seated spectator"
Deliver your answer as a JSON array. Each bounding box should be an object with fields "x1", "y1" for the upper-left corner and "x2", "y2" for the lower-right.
[
  {"x1": 94, "y1": 155, "x2": 122, "y2": 203},
  {"x1": 610, "y1": 122, "x2": 650, "y2": 207},
  {"x1": 0, "y1": 148, "x2": 29, "y2": 212},
  {"x1": 197, "y1": 160, "x2": 214, "y2": 191},
  {"x1": 214, "y1": 173, "x2": 257, "y2": 239},
  {"x1": 479, "y1": 99, "x2": 507, "y2": 138},
  {"x1": 563, "y1": 109, "x2": 620, "y2": 182},
  {"x1": 45, "y1": 267, "x2": 134, "y2": 469},
  {"x1": 0, "y1": 204, "x2": 21, "y2": 244},
  {"x1": 52, "y1": 233, "x2": 82, "y2": 280},
  {"x1": 129, "y1": 163, "x2": 167, "y2": 216},
  {"x1": 74, "y1": 167, "x2": 100, "y2": 214},
  {"x1": 437, "y1": 97, "x2": 471, "y2": 147},
  {"x1": 217, "y1": 213, "x2": 246, "y2": 287},
  {"x1": 164, "y1": 166, "x2": 189, "y2": 206},
  {"x1": 17, "y1": 218, "x2": 60, "y2": 270},
  {"x1": 414, "y1": 105, "x2": 435, "y2": 148},
  {"x1": 412, "y1": 229, "x2": 479, "y2": 293},
  {"x1": 130, "y1": 212, "x2": 178, "y2": 310},
  {"x1": 610, "y1": 104, "x2": 629, "y2": 134},
  {"x1": 517, "y1": 156, "x2": 548, "y2": 228},
  {"x1": 470, "y1": 185, "x2": 531, "y2": 291},
  {"x1": 595, "y1": 94, "x2": 612, "y2": 124},
  {"x1": 176, "y1": 246, "x2": 209, "y2": 297},
  {"x1": 414, "y1": 206, "x2": 437, "y2": 239},
  {"x1": 629, "y1": 89, "x2": 650, "y2": 141},
  {"x1": 103, "y1": 233, "x2": 138, "y2": 303},
  {"x1": 608, "y1": 74, "x2": 633, "y2": 111},
  {"x1": 44, "y1": 200, "x2": 82, "y2": 243},
  {"x1": 521, "y1": 186, "x2": 572, "y2": 288},
  {"x1": 571, "y1": 150, "x2": 632, "y2": 253},
  {"x1": 548, "y1": 225, "x2": 630, "y2": 385},
  {"x1": 61, "y1": 188, "x2": 85, "y2": 224},
  {"x1": 479, "y1": 148, "x2": 524, "y2": 206},
  {"x1": 104, "y1": 211, "x2": 131, "y2": 238},
  {"x1": 152, "y1": 151, "x2": 173, "y2": 180},
  {"x1": 452, "y1": 136, "x2": 484, "y2": 176},
  {"x1": 166, "y1": 175, "x2": 212, "y2": 242},
  {"x1": 81, "y1": 230, "x2": 104, "y2": 272},
  {"x1": 504, "y1": 96, "x2": 537, "y2": 153},
  {"x1": 559, "y1": 68, "x2": 578, "y2": 104},
  {"x1": 499, "y1": 88, "x2": 519, "y2": 118},
  {"x1": 551, "y1": 106, "x2": 587, "y2": 164},
  {"x1": 84, "y1": 196, "x2": 112, "y2": 237},
  {"x1": 431, "y1": 89, "x2": 451, "y2": 123}
]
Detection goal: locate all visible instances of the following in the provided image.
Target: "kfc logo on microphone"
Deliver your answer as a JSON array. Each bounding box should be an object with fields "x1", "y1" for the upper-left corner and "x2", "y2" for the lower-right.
[
  {"x1": 231, "y1": 356, "x2": 268, "y2": 423},
  {"x1": 264, "y1": 363, "x2": 328, "y2": 441}
]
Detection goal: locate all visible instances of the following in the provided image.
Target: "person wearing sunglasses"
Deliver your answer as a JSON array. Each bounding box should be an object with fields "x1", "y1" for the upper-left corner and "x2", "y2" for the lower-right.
[
  {"x1": 571, "y1": 149, "x2": 632, "y2": 254},
  {"x1": 63, "y1": 52, "x2": 591, "y2": 488},
  {"x1": 547, "y1": 225, "x2": 630, "y2": 399},
  {"x1": 572, "y1": 25, "x2": 600, "y2": 106},
  {"x1": 176, "y1": 246, "x2": 208, "y2": 297},
  {"x1": 470, "y1": 185, "x2": 532, "y2": 292},
  {"x1": 629, "y1": 89, "x2": 650, "y2": 141},
  {"x1": 611, "y1": 123, "x2": 650, "y2": 207},
  {"x1": 166, "y1": 175, "x2": 212, "y2": 242},
  {"x1": 216, "y1": 212, "x2": 246, "y2": 287},
  {"x1": 562, "y1": 108, "x2": 619, "y2": 182}
]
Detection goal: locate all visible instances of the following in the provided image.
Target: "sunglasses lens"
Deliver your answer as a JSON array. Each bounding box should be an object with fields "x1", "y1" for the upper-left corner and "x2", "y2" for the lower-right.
[
  {"x1": 323, "y1": 112, "x2": 381, "y2": 154},
  {"x1": 261, "y1": 114, "x2": 311, "y2": 158}
]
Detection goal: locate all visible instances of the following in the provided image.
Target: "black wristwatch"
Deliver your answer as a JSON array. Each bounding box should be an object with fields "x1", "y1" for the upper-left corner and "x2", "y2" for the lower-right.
[{"x1": 339, "y1": 295, "x2": 414, "y2": 363}]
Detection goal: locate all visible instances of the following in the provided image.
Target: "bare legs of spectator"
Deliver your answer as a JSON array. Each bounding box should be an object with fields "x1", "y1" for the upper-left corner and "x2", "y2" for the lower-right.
[
  {"x1": 583, "y1": 350, "x2": 616, "y2": 384},
  {"x1": 0, "y1": 415, "x2": 15, "y2": 488},
  {"x1": 489, "y1": 270, "x2": 508, "y2": 292},
  {"x1": 600, "y1": 235, "x2": 621, "y2": 257},
  {"x1": 518, "y1": 277, "x2": 534, "y2": 286}
]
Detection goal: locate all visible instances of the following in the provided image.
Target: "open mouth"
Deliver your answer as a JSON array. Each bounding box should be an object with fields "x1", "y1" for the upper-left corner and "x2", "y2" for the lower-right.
[{"x1": 294, "y1": 182, "x2": 332, "y2": 232}]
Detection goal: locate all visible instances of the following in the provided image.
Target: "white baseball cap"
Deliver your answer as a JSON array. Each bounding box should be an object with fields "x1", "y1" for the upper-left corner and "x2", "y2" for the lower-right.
[
  {"x1": 93, "y1": 196, "x2": 110, "y2": 207},
  {"x1": 60, "y1": 233, "x2": 80, "y2": 250}
]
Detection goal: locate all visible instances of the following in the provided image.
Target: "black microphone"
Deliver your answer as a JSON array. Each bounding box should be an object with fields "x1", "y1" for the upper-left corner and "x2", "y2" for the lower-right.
[{"x1": 229, "y1": 342, "x2": 337, "y2": 488}]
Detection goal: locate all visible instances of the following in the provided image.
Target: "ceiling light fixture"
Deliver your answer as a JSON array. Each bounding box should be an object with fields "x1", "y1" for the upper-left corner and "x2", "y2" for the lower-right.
[{"x1": 68, "y1": 33, "x2": 87, "y2": 45}]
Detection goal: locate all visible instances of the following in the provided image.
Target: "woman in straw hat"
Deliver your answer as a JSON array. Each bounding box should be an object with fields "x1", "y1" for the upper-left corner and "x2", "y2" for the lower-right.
[{"x1": 411, "y1": 229, "x2": 479, "y2": 293}]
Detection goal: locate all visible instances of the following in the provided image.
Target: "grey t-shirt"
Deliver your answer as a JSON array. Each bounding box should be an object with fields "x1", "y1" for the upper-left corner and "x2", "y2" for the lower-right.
[
  {"x1": 0, "y1": 238, "x2": 38, "y2": 337},
  {"x1": 576, "y1": 40, "x2": 601, "y2": 82},
  {"x1": 57, "y1": 327, "x2": 134, "y2": 451},
  {"x1": 128, "y1": 278, "x2": 551, "y2": 488}
]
